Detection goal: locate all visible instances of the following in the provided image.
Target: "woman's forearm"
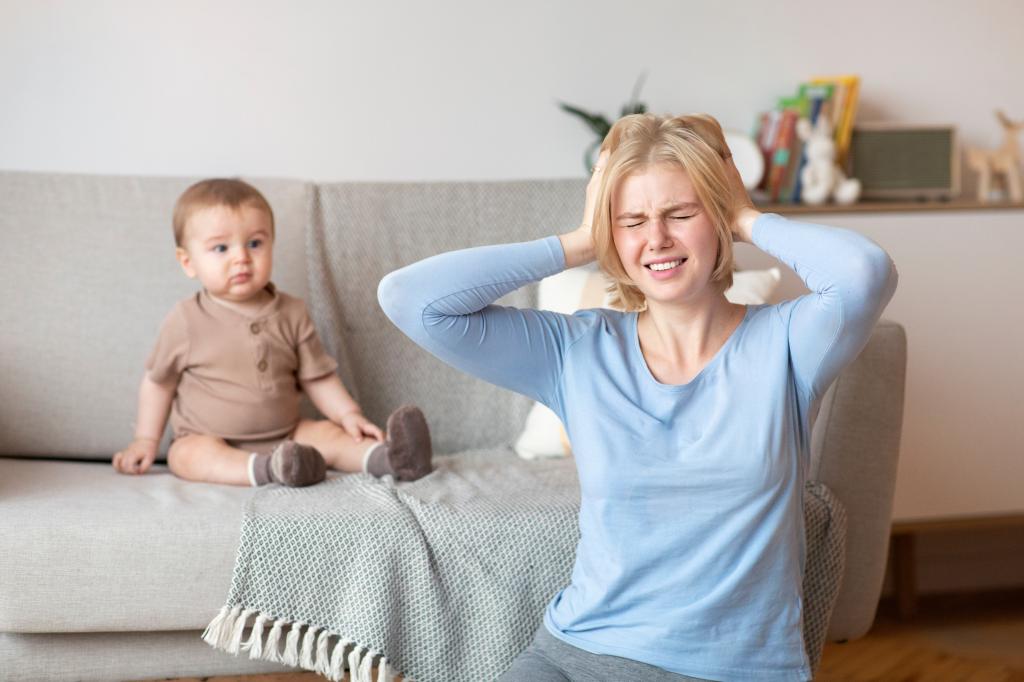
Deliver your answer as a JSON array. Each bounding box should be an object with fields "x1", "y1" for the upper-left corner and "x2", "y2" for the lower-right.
[
  {"x1": 558, "y1": 227, "x2": 596, "y2": 269},
  {"x1": 752, "y1": 212, "x2": 898, "y2": 398},
  {"x1": 377, "y1": 237, "x2": 575, "y2": 405}
]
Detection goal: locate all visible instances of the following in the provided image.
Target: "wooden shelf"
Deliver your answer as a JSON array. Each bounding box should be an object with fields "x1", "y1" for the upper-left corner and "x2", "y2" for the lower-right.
[{"x1": 754, "y1": 199, "x2": 1024, "y2": 215}]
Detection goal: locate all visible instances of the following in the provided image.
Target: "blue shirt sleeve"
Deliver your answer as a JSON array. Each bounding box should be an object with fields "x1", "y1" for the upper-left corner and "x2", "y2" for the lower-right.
[
  {"x1": 378, "y1": 236, "x2": 584, "y2": 408},
  {"x1": 752, "y1": 213, "x2": 898, "y2": 401}
]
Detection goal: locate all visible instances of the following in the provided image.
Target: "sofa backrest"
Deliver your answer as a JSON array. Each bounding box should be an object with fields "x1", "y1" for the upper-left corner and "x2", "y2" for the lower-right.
[
  {"x1": 0, "y1": 172, "x2": 314, "y2": 459},
  {"x1": 308, "y1": 180, "x2": 586, "y2": 454}
]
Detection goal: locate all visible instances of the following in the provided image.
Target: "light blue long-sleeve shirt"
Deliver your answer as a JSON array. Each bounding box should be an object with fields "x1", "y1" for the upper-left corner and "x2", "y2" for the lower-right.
[{"x1": 378, "y1": 213, "x2": 897, "y2": 681}]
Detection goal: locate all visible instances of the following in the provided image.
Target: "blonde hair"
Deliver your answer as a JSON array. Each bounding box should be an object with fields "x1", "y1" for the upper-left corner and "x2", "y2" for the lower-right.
[
  {"x1": 172, "y1": 178, "x2": 274, "y2": 246},
  {"x1": 592, "y1": 113, "x2": 736, "y2": 311}
]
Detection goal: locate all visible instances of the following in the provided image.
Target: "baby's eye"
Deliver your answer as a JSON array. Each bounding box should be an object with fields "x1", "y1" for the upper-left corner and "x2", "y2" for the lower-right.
[
  {"x1": 248, "y1": 239, "x2": 263, "y2": 249},
  {"x1": 211, "y1": 244, "x2": 227, "y2": 254}
]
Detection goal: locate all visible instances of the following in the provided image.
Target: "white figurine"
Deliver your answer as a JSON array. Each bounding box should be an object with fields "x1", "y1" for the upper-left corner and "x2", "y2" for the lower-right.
[{"x1": 796, "y1": 115, "x2": 861, "y2": 206}]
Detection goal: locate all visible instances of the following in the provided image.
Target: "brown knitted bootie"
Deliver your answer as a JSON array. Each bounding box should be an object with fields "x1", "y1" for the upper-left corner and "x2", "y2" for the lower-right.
[
  {"x1": 253, "y1": 440, "x2": 327, "y2": 487},
  {"x1": 384, "y1": 405, "x2": 433, "y2": 481}
]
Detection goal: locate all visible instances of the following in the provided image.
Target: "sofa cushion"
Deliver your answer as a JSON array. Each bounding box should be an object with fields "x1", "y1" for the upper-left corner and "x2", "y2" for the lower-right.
[
  {"x1": 0, "y1": 172, "x2": 315, "y2": 460},
  {"x1": 0, "y1": 457, "x2": 249, "y2": 632}
]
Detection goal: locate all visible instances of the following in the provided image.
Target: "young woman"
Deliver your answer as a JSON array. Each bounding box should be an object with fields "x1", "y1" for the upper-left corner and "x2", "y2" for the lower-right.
[{"x1": 379, "y1": 114, "x2": 897, "y2": 681}]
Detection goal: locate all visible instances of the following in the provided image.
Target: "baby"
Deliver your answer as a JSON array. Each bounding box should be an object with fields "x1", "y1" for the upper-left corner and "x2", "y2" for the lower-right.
[{"x1": 113, "y1": 178, "x2": 432, "y2": 487}]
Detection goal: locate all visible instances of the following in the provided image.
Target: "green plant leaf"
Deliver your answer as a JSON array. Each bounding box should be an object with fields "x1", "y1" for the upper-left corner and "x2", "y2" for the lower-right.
[{"x1": 559, "y1": 102, "x2": 612, "y2": 137}]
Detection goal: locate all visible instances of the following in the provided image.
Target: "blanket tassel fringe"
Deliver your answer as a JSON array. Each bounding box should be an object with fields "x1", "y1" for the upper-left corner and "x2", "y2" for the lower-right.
[{"x1": 203, "y1": 605, "x2": 394, "y2": 682}]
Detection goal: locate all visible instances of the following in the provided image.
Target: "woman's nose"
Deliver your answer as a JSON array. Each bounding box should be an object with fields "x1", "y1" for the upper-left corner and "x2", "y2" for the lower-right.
[{"x1": 646, "y1": 218, "x2": 672, "y2": 249}]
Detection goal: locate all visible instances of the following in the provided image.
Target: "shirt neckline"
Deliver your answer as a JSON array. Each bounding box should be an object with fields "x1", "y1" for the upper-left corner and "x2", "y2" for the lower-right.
[
  {"x1": 201, "y1": 282, "x2": 280, "y2": 321},
  {"x1": 631, "y1": 304, "x2": 752, "y2": 392}
]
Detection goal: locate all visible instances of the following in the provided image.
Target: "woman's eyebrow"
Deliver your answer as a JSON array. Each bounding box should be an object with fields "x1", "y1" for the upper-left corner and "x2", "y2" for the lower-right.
[
  {"x1": 615, "y1": 202, "x2": 700, "y2": 220},
  {"x1": 661, "y1": 202, "x2": 700, "y2": 212}
]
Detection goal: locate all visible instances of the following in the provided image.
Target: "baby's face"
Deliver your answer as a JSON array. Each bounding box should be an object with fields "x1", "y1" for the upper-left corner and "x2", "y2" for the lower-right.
[{"x1": 176, "y1": 204, "x2": 274, "y2": 303}]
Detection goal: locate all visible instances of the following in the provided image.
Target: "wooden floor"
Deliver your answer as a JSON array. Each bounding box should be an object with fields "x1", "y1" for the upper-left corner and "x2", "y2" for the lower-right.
[
  {"x1": 159, "y1": 590, "x2": 1024, "y2": 682},
  {"x1": 816, "y1": 591, "x2": 1024, "y2": 681}
]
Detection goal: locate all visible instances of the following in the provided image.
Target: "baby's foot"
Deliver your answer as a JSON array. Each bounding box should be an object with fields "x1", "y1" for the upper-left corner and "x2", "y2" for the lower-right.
[
  {"x1": 387, "y1": 405, "x2": 434, "y2": 481},
  {"x1": 383, "y1": 405, "x2": 433, "y2": 481},
  {"x1": 253, "y1": 440, "x2": 326, "y2": 487}
]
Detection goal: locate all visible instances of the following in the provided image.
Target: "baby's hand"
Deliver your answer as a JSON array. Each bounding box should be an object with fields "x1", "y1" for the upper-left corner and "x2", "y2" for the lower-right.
[
  {"x1": 338, "y1": 411, "x2": 385, "y2": 443},
  {"x1": 113, "y1": 438, "x2": 158, "y2": 475}
]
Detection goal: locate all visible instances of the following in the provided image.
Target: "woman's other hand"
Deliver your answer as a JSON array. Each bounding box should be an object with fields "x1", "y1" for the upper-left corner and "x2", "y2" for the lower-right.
[
  {"x1": 559, "y1": 149, "x2": 609, "y2": 268},
  {"x1": 725, "y1": 155, "x2": 761, "y2": 243}
]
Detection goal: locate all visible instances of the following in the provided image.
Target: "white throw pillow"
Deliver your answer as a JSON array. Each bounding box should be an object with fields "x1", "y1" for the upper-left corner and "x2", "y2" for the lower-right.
[{"x1": 513, "y1": 266, "x2": 782, "y2": 459}]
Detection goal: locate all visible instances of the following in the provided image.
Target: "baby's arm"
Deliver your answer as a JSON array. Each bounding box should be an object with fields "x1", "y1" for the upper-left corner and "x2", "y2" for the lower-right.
[
  {"x1": 300, "y1": 373, "x2": 384, "y2": 443},
  {"x1": 113, "y1": 373, "x2": 177, "y2": 475}
]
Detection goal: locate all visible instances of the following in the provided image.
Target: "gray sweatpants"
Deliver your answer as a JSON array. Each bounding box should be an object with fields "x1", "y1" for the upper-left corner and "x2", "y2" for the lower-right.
[{"x1": 498, "y1": 624, "x2": 715, "y2": 681}]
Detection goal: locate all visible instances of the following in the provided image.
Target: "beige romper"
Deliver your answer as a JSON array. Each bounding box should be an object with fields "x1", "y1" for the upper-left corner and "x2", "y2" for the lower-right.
[{"x1": 146, "y1": 284, "x2": 338, "y2": 453}]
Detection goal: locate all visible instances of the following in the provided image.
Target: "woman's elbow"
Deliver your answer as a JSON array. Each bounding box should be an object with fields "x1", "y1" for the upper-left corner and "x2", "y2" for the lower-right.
[
  {"x1": 377, "y1": 269, "x2": 408, "y2": 323},
  {"x1": 855, "y1": 244, "x2": 899, "y2": 305}
]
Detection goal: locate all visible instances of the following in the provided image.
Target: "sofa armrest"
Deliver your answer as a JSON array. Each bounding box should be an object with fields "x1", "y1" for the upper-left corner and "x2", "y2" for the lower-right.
[{"x1": 810, "y1": 319, "x2": 907, "y2": 640}]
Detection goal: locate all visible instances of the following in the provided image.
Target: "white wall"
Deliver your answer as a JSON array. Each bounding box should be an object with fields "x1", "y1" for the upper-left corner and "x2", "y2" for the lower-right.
[{"x1": 2, "y1": 0, "x2": 1023, "y2": 181}]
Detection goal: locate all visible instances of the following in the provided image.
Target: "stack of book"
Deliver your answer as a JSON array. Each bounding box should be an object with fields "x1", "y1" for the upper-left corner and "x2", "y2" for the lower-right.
[{"x1": 753, "y1": 75, "x2": 860, "y2": 204}]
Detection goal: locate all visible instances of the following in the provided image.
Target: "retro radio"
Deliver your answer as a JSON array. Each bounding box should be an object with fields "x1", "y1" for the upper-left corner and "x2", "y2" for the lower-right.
[{"x1": 848, "y1": 124, "x2": 960, "y2": 200}]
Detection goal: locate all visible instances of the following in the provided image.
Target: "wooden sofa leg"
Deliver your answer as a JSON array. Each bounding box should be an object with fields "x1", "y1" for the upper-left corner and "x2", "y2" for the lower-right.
[{"x1": 891, "y1": 533, "x2": 918, "y2": 619}]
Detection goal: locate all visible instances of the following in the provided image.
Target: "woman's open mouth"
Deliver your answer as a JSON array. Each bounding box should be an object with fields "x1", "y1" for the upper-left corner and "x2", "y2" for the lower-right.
[{"x1": 644, "y1": 258, "x2": 686, "y2": 278}]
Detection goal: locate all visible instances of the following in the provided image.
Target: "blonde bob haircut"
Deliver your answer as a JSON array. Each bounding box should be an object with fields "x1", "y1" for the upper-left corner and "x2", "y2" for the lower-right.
[{"x1": 592, "y1": 113, "x2": 737, "y2": 311}]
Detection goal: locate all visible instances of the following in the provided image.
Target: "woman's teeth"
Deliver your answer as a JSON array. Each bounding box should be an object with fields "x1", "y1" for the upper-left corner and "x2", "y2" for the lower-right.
[{"x1": 647, "y1": 259, "x2": 683, "y2": 271}]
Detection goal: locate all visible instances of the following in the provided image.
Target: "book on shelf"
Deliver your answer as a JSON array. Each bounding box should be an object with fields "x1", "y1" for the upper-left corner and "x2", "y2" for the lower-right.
[{"x1": 810, "y1": 74, "x2": 860, "y2": 167}]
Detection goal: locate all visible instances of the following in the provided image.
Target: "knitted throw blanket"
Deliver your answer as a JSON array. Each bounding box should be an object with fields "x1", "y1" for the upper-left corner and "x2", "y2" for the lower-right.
[
  {"x1": 203, "y1": 451, "x2": 581, "y2": 682},
  {"x1": 203, "y1": 451, "x2": 844, "y2": 681}
]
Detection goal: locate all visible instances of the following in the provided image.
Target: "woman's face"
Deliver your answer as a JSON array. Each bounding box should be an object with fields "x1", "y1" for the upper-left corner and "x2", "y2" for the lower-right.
[{"x1": 610, "y1": 163, "x2": 721, "y2": 308}]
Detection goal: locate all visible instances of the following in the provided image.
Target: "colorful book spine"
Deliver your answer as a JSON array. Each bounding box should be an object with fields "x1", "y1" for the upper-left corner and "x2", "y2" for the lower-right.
[
  {"x1": 767, "y1": 108, "x2": 798, "y2": 202},
  {"x1": 811, "y1": 75, "x2": 860, "y2": 168}
]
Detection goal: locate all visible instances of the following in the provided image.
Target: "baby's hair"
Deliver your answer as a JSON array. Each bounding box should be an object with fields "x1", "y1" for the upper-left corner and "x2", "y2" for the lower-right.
[{"x1": 172, "y1": 178, "x2": 275, "y2": 246}]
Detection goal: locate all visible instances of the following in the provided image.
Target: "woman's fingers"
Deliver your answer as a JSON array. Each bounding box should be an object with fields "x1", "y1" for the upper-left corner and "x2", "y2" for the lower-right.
[{"x1": 582, "y1": 149, "x2": 610, "y2": 230}]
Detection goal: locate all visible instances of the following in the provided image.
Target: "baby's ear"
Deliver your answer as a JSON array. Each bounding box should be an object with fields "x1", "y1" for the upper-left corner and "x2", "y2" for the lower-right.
[{"x1": 175, "y1": 247, "x2": 197, "y2": 279}]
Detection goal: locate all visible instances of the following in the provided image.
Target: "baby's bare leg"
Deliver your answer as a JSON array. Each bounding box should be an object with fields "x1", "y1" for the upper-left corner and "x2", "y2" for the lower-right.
[
  {"x1": 167, "y1": 434, "x2": 252, "y2": 486},
  {"x1": 292, "y1": 419, "x2": 374, "y2": 473}
]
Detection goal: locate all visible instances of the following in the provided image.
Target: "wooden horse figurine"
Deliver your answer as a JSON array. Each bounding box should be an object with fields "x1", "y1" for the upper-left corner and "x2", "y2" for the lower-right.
[{"x1": 965, "y1": 111, "x2": 1024, "y2": 202}]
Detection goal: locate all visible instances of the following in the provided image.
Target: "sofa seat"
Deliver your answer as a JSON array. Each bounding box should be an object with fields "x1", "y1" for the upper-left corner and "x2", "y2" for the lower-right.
[{"x1": 0, "y1": 457, "x2": 250, "y2": 633}]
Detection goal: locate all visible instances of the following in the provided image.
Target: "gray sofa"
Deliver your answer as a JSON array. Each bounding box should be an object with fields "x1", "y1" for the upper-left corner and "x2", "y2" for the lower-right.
[{"x1": 0, "y1": 171, "x2": 906, "y2": 681}]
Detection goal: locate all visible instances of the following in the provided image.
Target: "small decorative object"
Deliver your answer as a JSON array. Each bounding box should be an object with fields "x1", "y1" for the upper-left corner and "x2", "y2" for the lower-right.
[
  {"x1": 560, "y1": 75, "x2": 647, "y2": 172},
  {"x1": 965, "y1": 111, "x2": 1023, "y2": 203},
  {"x1": 796, "y1": 115, "x2": 861, "y2": 206},
  {"x1": 723, "y1": 131, "x2": 765, "y2": 190}
]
